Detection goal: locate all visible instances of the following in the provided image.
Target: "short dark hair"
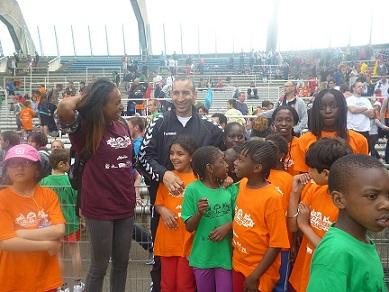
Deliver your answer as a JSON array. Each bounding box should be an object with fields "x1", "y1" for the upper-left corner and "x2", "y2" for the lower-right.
[
  {"x1": 28, "y1": 132, "x2": 48, "y2": 148},
  {"x1": 329, "y1": 154, "x2": 385, "y2": 193},
  {"x1": 191, "y1": 146, "x2": 221, "y2": 180},
  {"x1": 49, "y1": 149, "x2": 70, "y2": 169},
  {"x1": 173, "y1": 77, "x2": 196, "y2": 93},
  {"x1": 211, "y1": 113, "x2": 227, "y2": 126},
  {"x1": 305, "y1": 138, "x2": 352, "y2": 173},
  {"x1": 0, "y1": 131, "x2": 20, "y2": 149},
  {"x1": 128, "y1": 116, "x2": 146, "y2": 132},
  {"x1": 240, "y1": 140, "x2": 277, "y2": 179},
  {"x1": 170, "y1": 135, "x2": 198, "y2": 156},
  {"x1": 272, "y1": 105, "x2": 299, "y2": 126},
  {"x1": 262, "y1": 100, "x2": 271, "y2": 108},
  {"x1": 227, "y1": 99, "x2": 237, "y2": 109},
  {"x1": 224, "y1": 122, "x2": 245, "y2": 137},
  {"x1": 197, "y1": 105, "x2": 209, "y2": 114}
]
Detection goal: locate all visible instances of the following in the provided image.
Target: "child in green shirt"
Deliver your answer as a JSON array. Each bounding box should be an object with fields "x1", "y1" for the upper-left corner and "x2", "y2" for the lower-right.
[
  {"x1": 40, "y1": 149, "x2": 84, "y2": 291},
  {"x1": 308, "y1": 154, "x2": 389, "y2": 292},
  {"x1": 182, "y1": 146, "x2": 237, "y2": 292}
]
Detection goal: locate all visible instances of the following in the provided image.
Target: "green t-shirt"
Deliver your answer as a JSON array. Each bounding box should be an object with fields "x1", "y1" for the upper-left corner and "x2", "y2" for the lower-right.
[
  {"x1": 308, "y1": 226, "x2": 387, "y2": 292},
  {"x1": 181, "y1": 180, "x2": 238, "y2": 270},
  {"x1": 40, "y1": 175, "x2": 80, "y2": 236}
]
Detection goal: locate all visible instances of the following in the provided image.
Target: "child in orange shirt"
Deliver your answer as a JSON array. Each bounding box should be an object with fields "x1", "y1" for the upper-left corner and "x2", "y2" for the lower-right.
[
  {"x1": 294, "y1": 89, "x2": 368, "y2": 173},
  {"x1": 265, "y1": 134, "x2": 293, "y2": 291},
  {"x1": 19, "y1": 100, "x2": 36, "y2": 134},
  {"x1": 288, "y1": 138, "x2": 352, "y2": 291},
  {"x1": 0, "y1": 144, "x2": 65, "y2": 292},
  {"x1": 154, "y1": 136, "x2": 198, "y2": 292},
  {"x1": 232, "y1": 140, "x2": 290, "y2": 292},
  {"x1": 271, "y1": 106, "x2": 300, "y2": 175}
]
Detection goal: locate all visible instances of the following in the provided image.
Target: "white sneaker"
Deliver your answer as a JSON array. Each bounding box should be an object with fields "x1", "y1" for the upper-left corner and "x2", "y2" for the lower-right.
[{"x1": 73, "y1": 280, "x2": 85, "y2": 292}]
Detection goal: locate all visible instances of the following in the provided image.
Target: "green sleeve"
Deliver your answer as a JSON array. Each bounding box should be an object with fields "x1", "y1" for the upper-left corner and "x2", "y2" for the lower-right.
[
  {"x1": 181, "y1": 185, "x2": 197, "y2": 222},
  {"x1": 227, "y1": 182, "x2": 239, "y2": 209},
  {"x1": 307, "y1": 266, "x2": 347, "y2": 292}
]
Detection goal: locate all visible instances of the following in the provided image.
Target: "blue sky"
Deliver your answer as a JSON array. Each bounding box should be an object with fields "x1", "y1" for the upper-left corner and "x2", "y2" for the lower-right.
[{"x1": 0, "y1": 0, "x2": 388, "y2": 56}]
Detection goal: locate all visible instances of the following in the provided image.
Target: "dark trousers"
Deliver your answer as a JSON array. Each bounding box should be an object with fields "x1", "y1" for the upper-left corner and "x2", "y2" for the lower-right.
[
  {"x1": 85, "y1": 217, "x2": 134, "y2": 292},
  {"x1": 369, "y1": 134, "x2": 381, "y2": 159},
  {"x1": 132, "y1": 223, "x2": 153, "y2": 252}
]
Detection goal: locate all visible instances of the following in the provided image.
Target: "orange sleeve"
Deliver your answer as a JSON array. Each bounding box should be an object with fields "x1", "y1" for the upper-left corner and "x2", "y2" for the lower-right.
[
  {"x1": 43, "y1": 189, "x2": 66, "y2": 225},
  {"x1": 265, "y1": 195, "x2": 290, "y2": 249},
  {"x1": 155, "y1": 183, "x2": 166, "y2": 206},
  {"x1": 293, "y1": 136, "x2": 309, "y2": 173},
  {"x1": 0, "y1": 201, "x2": 16, "y2": 241}
]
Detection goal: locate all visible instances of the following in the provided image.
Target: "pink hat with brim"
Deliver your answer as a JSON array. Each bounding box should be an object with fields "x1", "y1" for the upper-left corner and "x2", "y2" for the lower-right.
[{"x1": 4, "y1": 144, "x2": 41, "y2": 162}]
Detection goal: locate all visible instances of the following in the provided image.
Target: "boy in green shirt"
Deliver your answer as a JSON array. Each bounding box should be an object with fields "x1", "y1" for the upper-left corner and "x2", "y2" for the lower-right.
[
  {"x1": 40, "y1": 149, "x2": 84, "y2": 291},
  {"x1": 308, "y1": 154, "x2": 389, "y2": 292}
]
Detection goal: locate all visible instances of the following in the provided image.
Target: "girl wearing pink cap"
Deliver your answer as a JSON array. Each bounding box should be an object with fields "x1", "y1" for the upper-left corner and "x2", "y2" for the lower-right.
[{"x1": 0, "y1": 144, "x2": 65, "y2": 292}]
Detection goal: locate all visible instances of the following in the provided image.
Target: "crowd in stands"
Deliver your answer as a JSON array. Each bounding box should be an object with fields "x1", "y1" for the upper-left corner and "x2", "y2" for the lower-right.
[{"x1": 0, "y1": 73, "x2": 388, "y2": 292}]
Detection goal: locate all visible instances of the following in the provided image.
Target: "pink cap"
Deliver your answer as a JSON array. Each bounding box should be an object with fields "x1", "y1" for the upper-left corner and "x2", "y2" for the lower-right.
[{"x1": 4, "y1": 144, "x2": 41, "y2": 162}]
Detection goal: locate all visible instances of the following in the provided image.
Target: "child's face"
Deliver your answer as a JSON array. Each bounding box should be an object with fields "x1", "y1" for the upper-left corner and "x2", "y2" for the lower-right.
[
  {"x1": 274, "y1": 110, "x2": 294, "y2": 137},
  {"x1": 51, "y1": 141, "x2": 64, "y2": 150},
  {"x1": 319, "y1": 93, "x2": 339, "y2": 129},
  {"x1": 234, "y1": 153, "x2": 257, "y2": 179},
  {"x1": 308, "y1": 168, "x2": 328, "y2": 185},
  {"x1": 169, "y1": 144, "x2": 191, "y2": 173},
  {"x1": 224, "y1": 125, "x2": 245, "y2": 149},
  {"x1": 6, "y1": 158, "x2": 39, "y2": 184},
  {"x1": 209, "y1": 151, "x2": 229, "y2": 180},
  {"x1": 339, "y1": 167, "x2": 389, "y2": 232}
]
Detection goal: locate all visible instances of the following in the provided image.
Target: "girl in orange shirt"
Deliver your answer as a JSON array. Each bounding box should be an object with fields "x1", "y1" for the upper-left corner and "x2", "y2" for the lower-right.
[
  {"x1": 266, "y1": 134, "x2": 294, "y2": 291},
  {"x1": 271, "y1": 106, "x2": 300, "y2": 175},
  {"x1": 0, "y1": 144, "x2": 65, "y2": 292},
  {"x1": 154, "y1": 135, "x2": 198, "y2": 292},
  {"x1": 294, "y1": 89, "x2": 368, "y2": 173},
  {"x1": 232, "y1": 140, "x2": 290, "y2": 292}
]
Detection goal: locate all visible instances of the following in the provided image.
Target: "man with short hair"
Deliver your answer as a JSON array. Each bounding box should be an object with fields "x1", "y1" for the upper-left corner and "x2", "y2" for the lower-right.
[
  {"x1": 236, "y1": 92, "x2": 248, "y2": 115},
  {"x1": 347, "y1": 81, "x2": 374, "y2": 142},
  {"x1": 138, "y1": 77, "x2": 223, "y2": 292}
]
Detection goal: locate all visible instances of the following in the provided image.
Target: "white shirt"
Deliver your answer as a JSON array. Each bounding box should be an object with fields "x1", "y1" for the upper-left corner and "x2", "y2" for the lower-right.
[
  {"x1": 177, "y1": 115, "x2": 191, "y2": 127},
  {"x1": 346, "y1": 95, "x2": 373, "y2": 132}
]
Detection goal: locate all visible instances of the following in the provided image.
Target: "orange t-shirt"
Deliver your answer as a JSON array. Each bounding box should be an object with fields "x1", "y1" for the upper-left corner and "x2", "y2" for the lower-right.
[
  {"x1": 153, "y1": 170, "x2": 196, "y2": 257},
  {"x1": 0, "y1": 186, "x2": 65, "y2": 291},
  {"x1": 19, "y1": 107, "x2": 35, "y2": 131},
  {"x1": 232, "y1": 178, "x2": 290, "y2": 292},
  {"x1": 268, "y1": 169, "x2": 293, "y2": 212},
  {"x1": 294, "y1": 130, "x2": 368, "y2": 173},
  {"x1": 289, "y1": 183, "x2": 338, "y2": 292},
  {"x1": 285, "y1": 137, "x2": 300, "y2": 176}
]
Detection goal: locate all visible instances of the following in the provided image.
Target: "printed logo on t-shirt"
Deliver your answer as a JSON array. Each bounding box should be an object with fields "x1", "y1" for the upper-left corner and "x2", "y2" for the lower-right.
[
  {"x1": 234, "y1": 206, "x2": 254, "y2": 228},
  {"x1": 232, "y1": 230, "x2": 249, "y2": 254},
  {"x1": 15, "y1": 209, "x2": 50, "y2": 228},
  {"x1": 310, "y1": 209, "x2": 333, "y2": 232},
  {"x1": 106, "y1": 136, "x2": 131, "y2": 149},
  {"x1": 204, "y1": 202, "x2": 231, "y2": 219}
]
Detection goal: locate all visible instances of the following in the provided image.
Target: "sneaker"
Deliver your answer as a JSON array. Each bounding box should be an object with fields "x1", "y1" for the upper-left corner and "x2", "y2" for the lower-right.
[
  {"x1": 57, "y1": 283, "x2": 70, "y2": 292},
  {"x1": 73, "y1": 279, "x2": 85, "y2": 292},
  {"x1": 145, "y1": 252, "x2": 154, "y2": 265}
]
